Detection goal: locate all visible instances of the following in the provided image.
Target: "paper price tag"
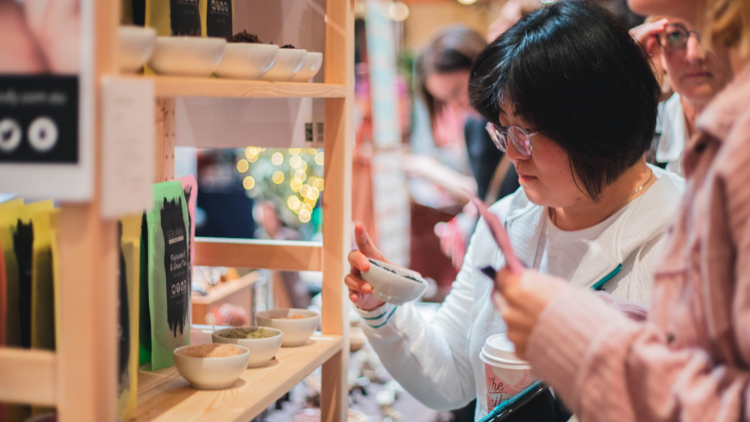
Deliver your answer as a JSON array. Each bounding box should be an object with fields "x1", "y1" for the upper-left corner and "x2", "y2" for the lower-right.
[{"x1": 101, "y1": 77, "x2": 154, "y2": 218}]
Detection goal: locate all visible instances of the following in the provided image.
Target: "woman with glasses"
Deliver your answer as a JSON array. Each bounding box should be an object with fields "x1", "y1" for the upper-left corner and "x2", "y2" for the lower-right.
[
  {"x1": 632, "y1": 18, "x2": 732, "y2": 175},
  {"x1": 344, "y1": 1, "x2": 684, "y2": 421},
  {"x1": 492, "y1": 0, "x2": 750, "y2": 417}
]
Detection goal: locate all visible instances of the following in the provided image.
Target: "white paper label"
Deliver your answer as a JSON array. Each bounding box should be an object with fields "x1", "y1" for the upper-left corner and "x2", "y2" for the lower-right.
[{"x1": 101, "y1": 77, "x2": 154, "y2": 218}]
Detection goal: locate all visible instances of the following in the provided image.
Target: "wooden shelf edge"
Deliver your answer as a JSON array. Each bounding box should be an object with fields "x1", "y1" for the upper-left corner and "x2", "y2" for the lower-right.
[
  {"x1": 0, "y1": 348, "x2": 56, "y2": 406},
  {"x1": 191, "y1": 271, "x2": 260, "y2": 305},
  {"x1": 195, "y1": 238, "x2": 323, "y2": 271},
  {"x1": 132, "y1": 333, "x2": 344, "y2": 422},
  {"x1": 117, "y1": 75, "x2": 346, "y2": 98}
]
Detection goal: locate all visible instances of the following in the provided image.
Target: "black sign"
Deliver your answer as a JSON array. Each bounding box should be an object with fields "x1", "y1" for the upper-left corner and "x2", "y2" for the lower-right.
[
  {"x1": 206, "y1": 0, "x2": 232, "y2": 39},
  {"x1": 0, "y1": 75, "x2": 78, "y2": 164}
]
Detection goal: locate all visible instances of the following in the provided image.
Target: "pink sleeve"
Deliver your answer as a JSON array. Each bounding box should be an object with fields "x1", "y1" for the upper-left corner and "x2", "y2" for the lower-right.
[
  {"x1": 526, "y1": 289, "x2": 749, "y2": 422},
  {"x1": 594, "y1": 291, "x2": 648, "y2": 322}
]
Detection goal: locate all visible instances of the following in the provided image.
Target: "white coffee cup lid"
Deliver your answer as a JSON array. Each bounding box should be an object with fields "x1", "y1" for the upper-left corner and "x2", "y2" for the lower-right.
[{"x1": 482, "y1": 334, "x2": 529, "y2": 366}]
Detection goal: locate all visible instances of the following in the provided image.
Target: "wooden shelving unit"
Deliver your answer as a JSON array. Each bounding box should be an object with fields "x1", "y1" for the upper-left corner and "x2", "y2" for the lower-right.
[
  {"x1": 195, "y1": 238, "x2": 323, "y2": 272},
  {"x1": 132, "y1": 328, "x2": 344, "y2": 422},
  {"x1": 191, "y1": 272, "x2": 260, "y2": 325},
  {"x1": 0, "y1": 0, "x2": 353, "y2": 419},
  {"x1": 121, "y1": 75, "x2": 347, "y2": 98}
]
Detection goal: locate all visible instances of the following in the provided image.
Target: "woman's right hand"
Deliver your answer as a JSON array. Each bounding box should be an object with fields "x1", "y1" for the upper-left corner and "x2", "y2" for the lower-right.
[
  {"x1": 629, "y1": 19, "x2": 668, "y2": 56},
  {"x1": 346, "y1": 223, "x2": 388, "y2": 311}
]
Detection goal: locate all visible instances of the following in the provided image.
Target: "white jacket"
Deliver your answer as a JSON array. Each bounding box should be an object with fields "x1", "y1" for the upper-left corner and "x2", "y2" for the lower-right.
[
  {"x1": 356, "y1": 166, "x2": 685, "y2": 420},
  {"x1": 655, "y1": 93, "x2": 687, "y2": 176}
]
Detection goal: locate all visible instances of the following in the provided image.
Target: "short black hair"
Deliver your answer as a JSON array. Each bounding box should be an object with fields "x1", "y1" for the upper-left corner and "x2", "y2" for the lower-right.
[{"x1": 469, "y1": 0, "x2": 660, "y2": 200}]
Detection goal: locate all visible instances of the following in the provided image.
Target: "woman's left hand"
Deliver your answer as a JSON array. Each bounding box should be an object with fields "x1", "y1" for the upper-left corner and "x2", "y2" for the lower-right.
[{"x1": 493, "y1": 267, "x2": 571, "y2": 359}]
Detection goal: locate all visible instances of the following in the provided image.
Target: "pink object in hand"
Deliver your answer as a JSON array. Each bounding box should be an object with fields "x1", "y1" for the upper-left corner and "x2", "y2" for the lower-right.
[{"x1": 471, "y1": 196, "x2": 525, "y2": 274}]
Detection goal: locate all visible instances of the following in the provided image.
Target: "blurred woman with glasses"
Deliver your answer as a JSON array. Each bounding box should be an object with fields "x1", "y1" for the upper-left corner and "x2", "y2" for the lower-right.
[
  {"x1": 631, "y1": 18, "x2": 732, "y2": 175},
  {"x1": 342, "y1": 1, "x2": 685, "y2": 420}
]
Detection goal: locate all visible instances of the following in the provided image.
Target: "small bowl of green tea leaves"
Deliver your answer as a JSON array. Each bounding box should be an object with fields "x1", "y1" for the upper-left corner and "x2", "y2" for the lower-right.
[{"x1": 212, "y1": 326, "x2": 283, "y2": 368}]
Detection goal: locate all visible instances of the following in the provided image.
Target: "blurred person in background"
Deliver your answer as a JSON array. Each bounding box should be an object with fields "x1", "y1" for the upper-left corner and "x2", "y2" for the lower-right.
[
  {"x1": 411, "y1": 26, "x2": 522, "y2": 273},
  {"x1": 407, "y1": 26, "x2": 506, "y2": 294},
  {"x1": 195, "y1": 150, "x2": 256, "y2": 239},
  {"x1": 345, "y1": 2, "x2": 686, "y2": 420},
  {"x1": 406, "y1": 26, "x2": 488, "y2": 204},
  {"x1": 491, "y1": 0, "x2": 750, "y2": 420},
  {"x1": 631, "y1": 17, "x2": 732, "y2": 175},
  {"x1": 590, "y1": 0, "x2": 646, "y2": 29}
]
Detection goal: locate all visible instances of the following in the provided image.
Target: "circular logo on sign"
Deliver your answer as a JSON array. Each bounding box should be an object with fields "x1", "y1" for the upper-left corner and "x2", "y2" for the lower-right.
[
  {"x1": 0, "y1": 118, "x2": 22, "y2": 153},
  {"x1": 28, "y1": 116, "x2": 58, "y2": 153}
]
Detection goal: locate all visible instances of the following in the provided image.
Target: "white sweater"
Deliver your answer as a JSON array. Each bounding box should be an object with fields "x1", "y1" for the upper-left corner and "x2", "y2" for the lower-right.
[{"x1": 356, "y1": 166, "x2": 685, "y2": 420}]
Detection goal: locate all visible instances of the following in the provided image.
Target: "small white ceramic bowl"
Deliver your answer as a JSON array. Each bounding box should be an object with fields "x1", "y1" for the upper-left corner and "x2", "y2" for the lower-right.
[
  {"x1": 215, "y1": 43, "x2": 280, "y2": 80},
  {"x1": 291, "y1": 52, "x2": 323, "y2": 82},
  {"x1": 255, "y1": 309, "x2": 320, "y2": 347},
  {"x1": 361, "y1": 259, "x2": 428, "y2": 305},
  {"x1": 118, "y1": 26, "x2": 157, "y2": 73},
  {"x1": 262, "y1": 49, "x2": 307, "y2": 82},
  {"x1": 149, "y1": 36, "x2": 226, "y2": 77},
  {"x1": 212, "y1": 326, "x2": 283, "y2": 368},
  {"x1": 173, "y1": 344, "x2": 248, "y2": 390}
]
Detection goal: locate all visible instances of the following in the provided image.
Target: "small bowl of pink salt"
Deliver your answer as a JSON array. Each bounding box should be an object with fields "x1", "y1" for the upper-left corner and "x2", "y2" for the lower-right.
[{"x1": 173, "y1": 343, "x2": 249, "y2": 390}]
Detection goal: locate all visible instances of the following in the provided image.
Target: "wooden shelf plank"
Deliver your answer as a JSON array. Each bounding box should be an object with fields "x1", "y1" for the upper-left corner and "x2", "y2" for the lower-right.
[
  {"x1": 130, "y1": 329, "x2": 343, "y2": 422},
  {"x1": 191, "y1": 271, "x2": 260, "y2": 305},
  {"x1": 119, "y1": 75, "x2": 346, "y2": 98},
  {"x1": 194, "y1": 238, "x2": 322, "y2": 272},
  {"x1": 0, "y1": 348, "x2": 56, "y2": 406}
]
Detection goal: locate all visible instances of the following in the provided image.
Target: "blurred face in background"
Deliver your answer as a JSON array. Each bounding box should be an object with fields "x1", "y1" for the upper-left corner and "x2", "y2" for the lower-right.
[
  {"x1": 659, "y1": 19, "x2": 731, "y2": 104},
  {"x1": 628, "y1": 0, "x2": 704, "y2": 27},
  {"x1": 425, "y1": 71, "x2": 472, "y2": 114}
]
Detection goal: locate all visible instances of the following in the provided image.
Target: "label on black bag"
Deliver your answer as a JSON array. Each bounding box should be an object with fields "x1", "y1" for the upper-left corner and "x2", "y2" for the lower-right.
[
  {"x1": 160, "y1": 198, "x2": 189, "y2": 336},
  {"x1": 206, "y1": 0, "x2": 232, "y2": 39},
  {"x1": 170, "y1": 0, "x2": 201, "y2": 36}
]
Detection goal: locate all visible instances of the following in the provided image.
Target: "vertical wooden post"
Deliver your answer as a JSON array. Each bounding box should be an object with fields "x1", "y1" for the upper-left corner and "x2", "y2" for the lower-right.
[
  {"x1": 321, "y1": 0, "x2": 354, "y2": 420},
  {"x1": 154, "y1": 98, "x2": 176, "y2": 182},
  {"x1": 56, "y1": 0, "x2": 118, "y2": 421}
]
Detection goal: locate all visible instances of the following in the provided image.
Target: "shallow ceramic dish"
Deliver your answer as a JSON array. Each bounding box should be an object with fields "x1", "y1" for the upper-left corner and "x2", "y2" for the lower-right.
[
  {"x1": 149, "y1": 36, "x2": 226, "y2": 77},
  {"x1": 173, "y1": 344, "x2": 248, "y2": 390},
  {"x1": 215, "y1": 43, "x2": 280, "y2": 80},
  {"x1": 212, "y1": 326, "x2": 283, "y2": 368},
  {"x1": 361, "y1": 259, "x2": 428, "y2": 305},
  {"x1": 290, "y1": 52, "x2": 323, "y2": 82},
  {"x1": 255, "y1": 309, "x2": 320, "y2": 347},
  {"x1": 262, "y1": 49, "x2": 307, "y2": 82},
  {"x1": 118, "y1": 26, "x2": 157, "y2": 73}
]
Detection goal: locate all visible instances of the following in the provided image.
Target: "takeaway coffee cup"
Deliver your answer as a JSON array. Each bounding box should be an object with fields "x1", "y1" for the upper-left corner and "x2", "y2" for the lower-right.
[{"x1": 480, "y1": 334, "x2": 537, "y2": 413}]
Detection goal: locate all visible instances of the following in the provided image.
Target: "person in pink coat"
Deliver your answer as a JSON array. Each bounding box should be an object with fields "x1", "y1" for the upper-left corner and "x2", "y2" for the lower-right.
[{"x1": 491, "y1": 0, "x2": 750, "y2": 420}]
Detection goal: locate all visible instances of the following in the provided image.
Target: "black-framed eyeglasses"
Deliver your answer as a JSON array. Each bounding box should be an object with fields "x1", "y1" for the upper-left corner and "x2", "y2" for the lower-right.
[
  {"x1": 658, "y1": 23, "x2": 701, "y2": 53},
  {"x1": 485, "y1": 122, "x2": 536, "y2": 157}
]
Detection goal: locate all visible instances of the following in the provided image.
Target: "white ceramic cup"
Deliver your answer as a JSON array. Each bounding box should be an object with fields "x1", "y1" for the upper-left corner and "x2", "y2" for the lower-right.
[
  {"x1": 149, "y1": 36, "x2": 227, "y2": 77},
  {"x1": 291, "y1": 52, "x2": 323, "y2": 82},
  {"x1": 480, "y1": 334, "x2": 537, "y2": 413},
  {"x1": 360, "y1": 259, "x2": 427, "y2": 305},
  {"x1": 118, "y1": 26, "x2": 157, "y2": 73},
  {"x1": 215, "y1": 43, "x2": 280, "y2": 80},
  {"x1": 262, "y1": 49, "x2": 307, "y2": 82},
  {"x1": 212, "y1": 326, "x2": 283, "y2": 368},
  {"x1": 255, "y1": 309, "x2": 320, "y2": 347},
  {"x1": 173, "y1": 344, "x2": 249, "y2": 390}
]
